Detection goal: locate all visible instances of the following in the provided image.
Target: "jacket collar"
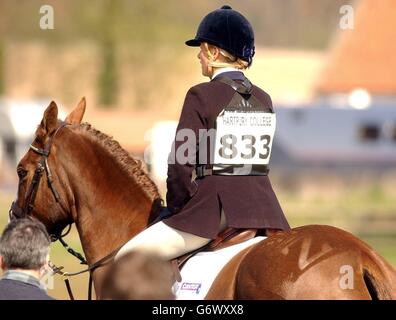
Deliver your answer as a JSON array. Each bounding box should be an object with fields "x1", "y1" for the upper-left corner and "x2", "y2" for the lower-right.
[
  {"x1": 212, "y1": 70, "x2": 245, "y2": 81},
  {"x1": 1, "y1": 270, "x2": 45, "y2": 290}
]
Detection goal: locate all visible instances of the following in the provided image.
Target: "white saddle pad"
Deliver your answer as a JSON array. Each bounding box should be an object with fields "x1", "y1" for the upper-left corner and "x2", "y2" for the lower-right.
[{"x1": 172, "y1": 236, "x2": 266, "y2": 300}]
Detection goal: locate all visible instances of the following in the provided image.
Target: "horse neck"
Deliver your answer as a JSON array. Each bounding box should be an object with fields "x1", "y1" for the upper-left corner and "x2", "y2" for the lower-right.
[{"x1": 60, "y1": 127, "x2": 159, "y2": 265}]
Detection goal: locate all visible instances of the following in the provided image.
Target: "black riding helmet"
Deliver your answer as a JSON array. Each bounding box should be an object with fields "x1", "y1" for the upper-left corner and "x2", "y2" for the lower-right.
[{"x1": 185, "y1": 5, "x2": 255, "y2": 66}]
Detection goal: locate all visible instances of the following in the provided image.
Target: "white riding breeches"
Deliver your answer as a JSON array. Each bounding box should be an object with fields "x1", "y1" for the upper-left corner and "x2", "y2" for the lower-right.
[{"x1": 115, "y1": 210, "x2": 228, "y2": 261}]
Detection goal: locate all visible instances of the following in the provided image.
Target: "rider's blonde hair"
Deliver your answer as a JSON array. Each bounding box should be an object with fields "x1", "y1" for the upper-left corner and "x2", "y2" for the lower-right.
[{"x1": 203, "y1": 42, "x2": 249, "y2": 70}]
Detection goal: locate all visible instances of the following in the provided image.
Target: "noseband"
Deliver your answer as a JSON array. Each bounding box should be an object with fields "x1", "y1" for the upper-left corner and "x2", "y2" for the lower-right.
[{"x1": 9, "y1": 122, "x2": 69, "y2": 241}]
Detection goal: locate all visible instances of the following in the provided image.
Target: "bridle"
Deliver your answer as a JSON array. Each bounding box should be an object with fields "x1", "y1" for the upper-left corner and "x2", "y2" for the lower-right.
[
  {"x1": 7, "y1": 122, "x2": 119, "y2": 299},
  {"x1": 9, "y1": 122, "x2": 69, "y2": 241}
]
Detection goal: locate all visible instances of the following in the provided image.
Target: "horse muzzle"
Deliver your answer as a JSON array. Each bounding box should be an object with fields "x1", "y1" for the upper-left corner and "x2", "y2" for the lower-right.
[{"x1": 9, "y1": 201, "x2": 26, "y2": 220}]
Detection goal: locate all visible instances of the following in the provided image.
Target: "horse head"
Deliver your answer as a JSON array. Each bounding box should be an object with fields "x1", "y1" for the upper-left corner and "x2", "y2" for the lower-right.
[
  {"x1": 9, "y1": 98, "x2": 86, "y2": 240},
  {"x1": 10, "y1": 97, "x2": 161, "y2": 272}
]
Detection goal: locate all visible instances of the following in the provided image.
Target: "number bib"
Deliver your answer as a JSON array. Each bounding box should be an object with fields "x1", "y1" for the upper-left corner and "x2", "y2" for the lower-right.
[{"x1": 214, "y1": 111, "x2": 276, "y2": 165}]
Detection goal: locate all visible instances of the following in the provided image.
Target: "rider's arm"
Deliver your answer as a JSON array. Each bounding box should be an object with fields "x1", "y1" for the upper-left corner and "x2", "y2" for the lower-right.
[{"x1": 166, "y1": 86, "x2": 207, "y2": 215}]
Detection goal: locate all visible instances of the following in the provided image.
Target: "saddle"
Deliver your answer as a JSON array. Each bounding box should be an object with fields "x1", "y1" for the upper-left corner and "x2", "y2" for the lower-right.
[{"x1": 171, "y1": 227, "x2": 281, "y2": 282}]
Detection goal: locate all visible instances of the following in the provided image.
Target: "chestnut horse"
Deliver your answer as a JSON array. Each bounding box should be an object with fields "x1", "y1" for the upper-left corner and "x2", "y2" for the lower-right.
[{"x1": 9, "y1": 99, "x2": 396, "y2": 299}]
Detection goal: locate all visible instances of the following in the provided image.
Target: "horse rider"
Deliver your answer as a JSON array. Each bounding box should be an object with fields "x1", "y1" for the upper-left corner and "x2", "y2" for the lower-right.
[{"x1": 115, "y1": 5, "x2": 290, "y2": 261}]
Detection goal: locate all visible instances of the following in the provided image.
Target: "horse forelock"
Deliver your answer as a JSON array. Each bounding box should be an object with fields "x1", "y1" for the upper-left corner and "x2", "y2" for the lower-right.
[{"x1": 75, "y1": 122, "x2": 162, "y2": 205}]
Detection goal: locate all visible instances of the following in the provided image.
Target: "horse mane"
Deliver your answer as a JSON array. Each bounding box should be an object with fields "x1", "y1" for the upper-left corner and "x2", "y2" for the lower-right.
[{"x1": 76, "y1": 122, "x2": 162, "y2": 207}]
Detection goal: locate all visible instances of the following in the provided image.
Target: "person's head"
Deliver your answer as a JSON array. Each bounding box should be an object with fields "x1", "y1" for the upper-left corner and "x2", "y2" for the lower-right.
[
  {"x1": 186, "y1": 5, "x2": 255, "y2": 78},
  {"x1": 0, "y1": 218, "x2": 50, "y2": 277},
  {"x1": 101, "y1": 251, "x2": 175, "y2": 300}
]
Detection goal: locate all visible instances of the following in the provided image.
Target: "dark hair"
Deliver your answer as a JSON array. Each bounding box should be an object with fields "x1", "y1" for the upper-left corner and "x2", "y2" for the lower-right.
[
  {"x1": 101, "y1": 251, "x2": 175, "y2": 300},
  {"x1": 0, "y1": 218, "x2": 51, "y2": 270}
]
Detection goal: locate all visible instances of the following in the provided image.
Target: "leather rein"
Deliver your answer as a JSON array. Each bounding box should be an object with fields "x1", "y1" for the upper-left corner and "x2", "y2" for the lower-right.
[{"x1": 8, "y1": 122, "x2": 118, "y2": 300}]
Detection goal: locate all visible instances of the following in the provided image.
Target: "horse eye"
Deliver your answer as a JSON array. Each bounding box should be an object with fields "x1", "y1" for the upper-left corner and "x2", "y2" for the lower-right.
[{"x1": 17, "y1": 168, "x2": 28, "y2": 179}]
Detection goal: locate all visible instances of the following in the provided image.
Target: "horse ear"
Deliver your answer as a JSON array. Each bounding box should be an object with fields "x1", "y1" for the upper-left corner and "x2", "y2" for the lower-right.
[
  {"x1": 39, "y1": 101, "x2": 58, "y2": 136},
  {"x1": 65, "y1": 97, "x2": 86, "y2": 124}
]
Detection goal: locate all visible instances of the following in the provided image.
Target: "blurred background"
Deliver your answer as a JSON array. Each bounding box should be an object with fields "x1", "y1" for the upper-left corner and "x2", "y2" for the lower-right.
[{"x1": 0, "y1": 0, "x2": 395, "y2": 299}]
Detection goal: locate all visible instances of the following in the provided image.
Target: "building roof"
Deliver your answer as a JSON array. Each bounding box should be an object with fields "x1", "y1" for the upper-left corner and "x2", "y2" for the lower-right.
[{"x1": 316, "y1": 0, "x2": 396, "y2": 95}]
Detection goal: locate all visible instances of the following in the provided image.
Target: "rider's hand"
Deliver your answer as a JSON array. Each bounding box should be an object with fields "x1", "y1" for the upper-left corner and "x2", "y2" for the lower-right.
[{"x1": 159, "y1": 206, "x2": 172, "y2": 220}]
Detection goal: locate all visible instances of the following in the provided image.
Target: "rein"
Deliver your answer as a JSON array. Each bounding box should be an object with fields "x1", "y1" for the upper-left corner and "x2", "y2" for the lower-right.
[{"x1": 49, "y1": 241, "x2": 121, "y2": 300}]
